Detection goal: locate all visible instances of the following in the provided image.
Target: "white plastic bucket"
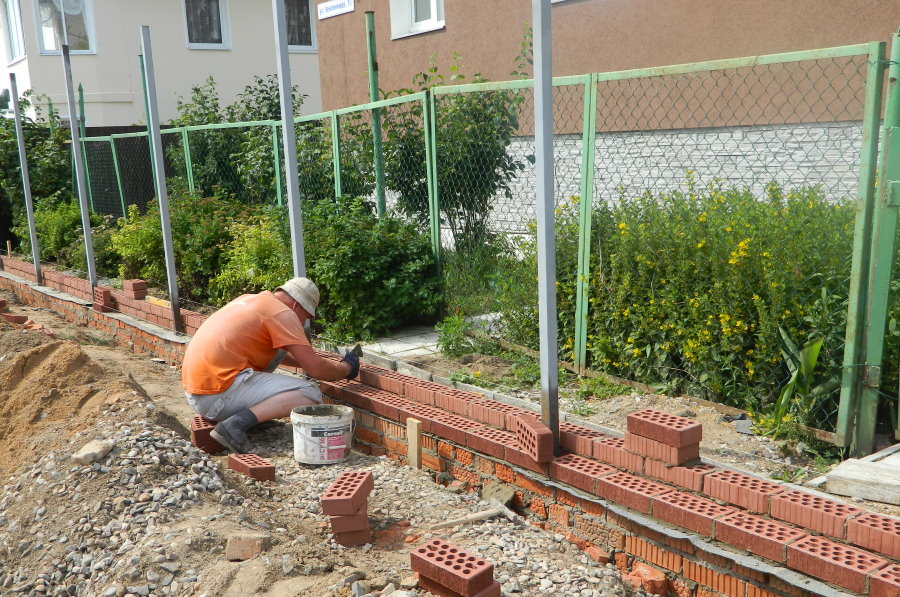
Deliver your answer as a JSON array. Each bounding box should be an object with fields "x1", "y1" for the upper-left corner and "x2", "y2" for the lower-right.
[{"x1": 290, "y1": 404, "x2": 354, "y2": 465}]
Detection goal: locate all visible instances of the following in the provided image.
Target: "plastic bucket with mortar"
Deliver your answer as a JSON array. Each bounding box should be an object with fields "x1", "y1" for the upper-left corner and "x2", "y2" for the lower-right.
[{"x1": 290, "y1": 404, "x2": 354, "y2": 465}]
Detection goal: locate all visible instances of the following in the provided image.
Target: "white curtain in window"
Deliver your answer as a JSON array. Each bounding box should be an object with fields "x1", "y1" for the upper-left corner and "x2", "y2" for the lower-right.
[
  {"x1": 38, "y1": 0, "x2": 90, "y2": 51},
  {"x1": 286, "y1": 0, "x2": 311, "y2": 47}
]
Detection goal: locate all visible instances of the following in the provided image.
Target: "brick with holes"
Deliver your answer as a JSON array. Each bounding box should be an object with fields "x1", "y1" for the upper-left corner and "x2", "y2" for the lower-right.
[
  {"x1": 189, "y1": 415, "x2": 222, "y2": 454},
  {"x1": 466, "y1": 427, "x2": 515, "y2": 459},
  {"x1": 786, "y1": 535, "x2": 888, "y2": 593},
  {"x1": 769, "y1": 489, "x2": 862, "y2": 538},
  {"x1": 329, "y1": 502, "x2": 370, "y2": 534},
  {"x1": 627, "y1": 408, "x2": 702, "y2": 446},
  {"x1": 703, "y1": 469, "x2": 785, "y2": 513},
  {"x1": 715, "y1": 511, "x2": 807, "y2": 563},
  {"x1": 431, "y1": 414, "x2": 483, "y2": 445},
  {"x1": 410, "y1": 539, "x2": 495, "y2": 596},
  {"x1": 512, "y1": 414, "x2": 553, "y2": 463},
  {"x1": 227, "y1": 453, "x2": 275, "y2": 482},
  {"x1": 593, "y1": 436, "x2": 644, "y2": 473},
  {"x1": 595, "y1": 471, "x2": 672, "y2": 513},
  {"x1": 559, "y1": 422, "x2": 608, "y2": 457},
  {"x1": 643, "y1": 458, "x2": 717, "y2": 492},
  {"x1": 651, "y1": 491, "x2": 737, "y2": 536},
  {"x1": 417, "y1": 575, "x2": 501, "y2": 597},
  {"x1": 549, "y1": 454, "x2": 615, "y2": 494},
  {"x1": 321, "y1": 471, "x2": 374, "y2": 515},
  {"x1": 435, "y1": 388, "x2": 481, "y2": 417},
  {"x1": 847, "y1": 511, "x2": 900, "y2": 559},
  {"x1": 124, "y1": 278, "x2": 148, "y2": 299},
  {"x1": 469, "y1": 399, "x2": 527, "y2": 429},
  {"x1": 507, "y1": 440, "x2": 550, "y2": 475},
  {"x1": 870, "y1": 564, "x2": 900, "y2": 597},
  {"x1": 623, "y1": 432, "x2": 699, "y2": 465},
  {"x1": 405, "y1": 379, "x2": 445, "y2": 405}
]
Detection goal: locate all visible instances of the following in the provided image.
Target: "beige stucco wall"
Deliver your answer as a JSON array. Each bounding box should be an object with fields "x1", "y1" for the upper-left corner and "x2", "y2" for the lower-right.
[
  {"x1": 317, "y1": 0, "x2": 900, "y2": 110},
  {"x1": 5, "y1": 0, "x2": 322, "y2": 126}
]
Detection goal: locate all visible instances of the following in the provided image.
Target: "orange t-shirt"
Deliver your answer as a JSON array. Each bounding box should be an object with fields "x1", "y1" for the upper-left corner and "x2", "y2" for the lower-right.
[{"x1": 181, "y1": 291, "x2": 309, "y2": 394}]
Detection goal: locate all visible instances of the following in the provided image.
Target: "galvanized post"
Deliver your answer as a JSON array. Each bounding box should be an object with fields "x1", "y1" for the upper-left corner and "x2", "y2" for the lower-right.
[
  {"x1": 533, "y1": 0, "x2": 559, "y2": 455},
  {"x1": 271, "y1": 123, "x2": 283, "y2": 206},
  {"x1": 366, "y1": 11, "x2": 386, "y2": 215},
  {"x1": 272, "y1": 0, "x2": 306, "y2": 277},
  {"x1": 423, "y1": 91, "x2": 441, "y2": 264},
  {"x1": 573, "y1": 73, "x2": 598, "y2": 373},
  {"x1": 9, "y1": 73, "x2": 42, "y2": 284},
  {"x1": 331, "y1": 112, "x2": 342, "y2": 197},
  {"x1": 108, "y1": 137, "x2": 128, "y2": 219},
  {"x1": 77, "y1": 83, "x2": 86, "y2": 138},
  {"x1": 180, "y1": 128, "x2": 195, "y2": 193},
  {"x1": 140, "y1": 26, "x2": 182, "y2": 333},
  {"x1": 854, "y1": 30, "x2": 900, "y2": 455},
  {"x1": 835, "y1": 41, "x2": 886, "y2": 447},
  {"x1": 61, "y1": 44, "x2": 97, "y2": 288},
  {"x1": 138, "y1": 54, "x2": 156, "y2": 188}
]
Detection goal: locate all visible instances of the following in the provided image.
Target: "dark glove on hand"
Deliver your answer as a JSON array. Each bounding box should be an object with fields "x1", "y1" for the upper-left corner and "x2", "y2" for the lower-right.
[{"x1": 341, "y1": 352, "x2": 360, "y2": 379}]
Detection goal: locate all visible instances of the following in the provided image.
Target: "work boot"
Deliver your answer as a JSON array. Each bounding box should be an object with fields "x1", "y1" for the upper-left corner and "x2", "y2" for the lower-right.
[{"x1": 210, "y1": 409, "x2": 258, "y2": 454}]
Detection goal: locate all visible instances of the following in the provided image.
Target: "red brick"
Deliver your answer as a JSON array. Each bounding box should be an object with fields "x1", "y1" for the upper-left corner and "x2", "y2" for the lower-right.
[
  {"x1": 787, "y1": 535, "x2": 888, "y2": 593},
  {"x1": 189, "y1": 415, "x2": 222, "y2": 454},
  {"x1": 744, "y1": 584, "x2": 779, "y2": 597},
  {"x1": 584, "y1": 545, "x2": 610, "y2": 563},
  {"x1": 329, "y1": 507, "x2": 370, "y2": 534},
  {"x1": 450, "y1": 464, "x2": 480, "y2": 486},
  {"x1": 593, "y1": 437, "x2": 644, "y2": 473},
  {"x1": 438, "y1": 441, "x2": 455, "y2": 459},
  {"x1": 513, "y1": 471, "x2": 554, "y2": 497},
  {"x1": 354, "y1": 425, "x2": 382, "y2": 445},
  {"x1": 405, "y1": 404, "x2": 442, "y2": 433},
  {"x1": 559, "y1": 422, "x2": 609, "y2": 457},
  {"x1": 225, "y1": 533, "x2": 271, "y2": 561},
  {"x1": 227, "y1": 453, "x2": 275, "y2": 482},
  {"x1": 627, "y1": 408, "x2": 703, "y2": 447},
  {"x1": 475, "y1": 456, "x2": 494, "y2": 475},
  {"x1": 685, "y1": 561, "x2": 746, "y2": 597},
  {"x1": 595, "y1": 472, "x2": 672, "y2": 513},
  {"x1": 614, "y1": 552, "x2": 629, "y2": 572},
  {"x1": 507, "y1": 442, "x2": 550, "y2": 475},
  {"x1": 557, "y1": 489, "x2": 578, "y2": 508},
  {"x1": 704, "y1": 469, "x2": 785, "y2": 513},
  {"x1": 529, "y1": 496, "x2": 548, "y2": 518},
  {"x1": 321, "y1": 471, "x2": 374, "y2": 515},
  {"x1": 624, "y1": 432, "x2": 699, "y2": 465},
  {"x1": 871, "y1": 563, "x2": 900, "y2": 597},
  {"x1": 469, "y1": 399, "x2": 526, "y2": 428},
  {"x1": 435, "y1": 388, "x2": 481, "y2": 417},
  {"x1": 432, "y1": 414, "x2": 483, "y2": 445},
  {"x1": 421, "y1": 451, "x2": 444, "y2": 472},
  {"x1": 769, "y1": 489, "x2": 862, "y2": 538},
  {"x1": 625, "y1": 535, "x2": 683, "y2": 572},
  {"x1": 513, "y1": 414, "x2": 554, "y2": 463},
  {"x1": 494, "y1": 463, "x2": 514, "y2": 483},
  {"x1": 714, "y1": 511, "x2": 806, "y2": 563},
  {"x1": 651, "y1": 491, "x2": 737, "y2": 536},
  {"x1": 455, "y1": 447, "x2": 474, "y2": 466},
  {"x1": 630, "y1": 562, "x2": 668, "y2": 596},
  {"x1": 334, "y1": 528, "x2": 372, "y2": 547},
  {"x1": 549, "y1": 453, "x2": 615, "y2": 493},
  {"x1": 644, "y1": 458, "x2": 717, "y2": 491},
  {"x1": 581, "y1": 499, "x2": 605, "y2": 517},
  {"x1": 417, "y1": 575, "x2": 501, "y2": 597},
  {"x1": 2, "y1": 313, "x2": 27, "y2": 324},
  {"x1": 384, "y1": 435, "x2": 407, "y2": 455},
  {"x1": 548, "y1": 504, "x2": 570, "y2": 526},
  {"x1": 93, "y1": 286, "x2": 113, "y2": 306},
  {"x1": 847, "y1": 511, "x2": 900, "y2": 559},
  {"x1": 124, "y1": 278, "x2": 148, "y2": 291},
  {"x1": 403, "y1": 379, "x2": 444, "y2": 405},
  {"x1": 341, "y1": 383, "x2": 376, "y2": 409},
  {"x1": 410, "y1": 539, "x2": 495, "y2": 595},
  {"x1": 465, "y1": 427, "x2": 514, "y2": 459}
]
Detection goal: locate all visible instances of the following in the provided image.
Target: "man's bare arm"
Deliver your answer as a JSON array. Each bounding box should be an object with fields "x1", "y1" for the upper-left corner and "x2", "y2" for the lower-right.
[{"x1": 285, "y1": 343, "x2": 352, "y2": 380}]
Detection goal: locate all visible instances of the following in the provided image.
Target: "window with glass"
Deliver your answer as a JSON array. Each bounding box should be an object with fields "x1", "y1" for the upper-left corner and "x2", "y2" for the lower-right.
[
  {"x1": 389, "y1": 0, "x2": 443, "y2": 39},
  {"x1": 36, "y1": 0, "x2": 93, "y2": 53},
  {"x1": 286, "y1": 0, "x2": 315, "y2": 51},
  {"x1": 184, "y1": 0, "x2": 230, "y2": 48},
  {"x1": 3, "y1": 0, "x2": 25, "y2": 61}
]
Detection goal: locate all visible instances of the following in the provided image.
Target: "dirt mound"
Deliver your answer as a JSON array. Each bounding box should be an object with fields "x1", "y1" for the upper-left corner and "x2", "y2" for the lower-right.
[{"x1": 0, "y1": 337, "x2": 145, "y2": 474}]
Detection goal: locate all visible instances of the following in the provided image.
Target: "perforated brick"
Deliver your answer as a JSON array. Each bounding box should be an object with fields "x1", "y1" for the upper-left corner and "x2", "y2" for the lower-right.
[
  {"x1": 870, "y1": 563, "x2": 900, "y2": 597},
  {"x1": 358, "y1": 364, "x2": 406, "y2": 394},
  {"x1": 559, "y1": 422, "x2": 608, "y2": 457},
  {"x1": 405, "y1": 380, "x2": 445, "y2": 405},
  {"x1": 404, "y1": 404, "x2": 443, "y2": 434},
  {"x1": 704, "y1": 469, "x2": 784, "y2": 513},
  {"x1": 595, "y1": 471, "x2": 672, "y2": 513},
  {"x1": 329, "y1": 506, "x2": 370, "y2": 534},
  {"x1": 410, "y1": 539, "x2": 494, "y2": 595},
  {"x1": 847, "y1": 511, "x2": 900, "y2": 559},
  {"x1": 340, "y1": 382, "x2": 379, "y2": 409},
  {"x1": 466, "y1": 427, "x2": 515, "y2": 459},
  {"x1": 549, "y1": 454, "x2": 615, "y2": 493},
  {"x1": 334, "y1": 528, "x2": 372, "y2": 547},
  {"x1": 417, "y1": 575, "x2": 501, "y2": 597},
  {"x1": 769, "y1": 490, "x2": 862, "y2": 538},
  {"x1": 367, "y1": 391, "x2": 413, "y2": 420},
  {"x1": 321, "y1": 471, "x2": 374, "y2": 515},
  {"x1": 431, "y1": 414, "x2": 483, "y2": 445},
  {"x1": 593, "y1": 437, "x2": 644, "y2": 473},
  {"x1": 512, "y1": 414, "x2": 553, "y2": 463},
  {"x1": 507, "y1": 441, "x2": 550, "y2": 475},
  {"x1": 627, "y1": 408, "x2": 703, "y2": 447},
  {"x1": 643, "y1": 458, "x2": 717, "y2": 491},
  {"x1": 715, "y1": 511, "x2": 806, "y2": 563},
  {"x1": 227, "y1": 453, "x2": 275, "y2": 482},
  {"x1": 469, "y1": 400, "x2": 526, "y2": 429},
  {"x1": 624, "y1": 432, "x2": 700, "y2": 465},
  {"x1": 189, "y1": 415, "x2": 222, "y2": 454},
  {"x1": 651, "y1": 491, "x2": 737, "y2": 536},
  {"x1": 786, "y1": 535, "x2": 888, "y2": 593},
  {"x1": 435, "y1": 388, "x2": 482, "y2": 417}
]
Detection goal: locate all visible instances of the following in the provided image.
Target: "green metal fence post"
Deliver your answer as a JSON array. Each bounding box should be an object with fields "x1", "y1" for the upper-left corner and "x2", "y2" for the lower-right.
[
  {"x1": 272, "y1": 123, "x2": 283, "y2": 206},
  {"x1": 835, "y1": 41, "x2": 886, "y2": 447},
  {"x1": 366, "y1": 11, "x2": 386, "y2": 215},
  {"x1": 180, "y1": 127, "x2": 195, "y2": 194},
  {"x1": 574, "y1": 73, "x2": 598, "y2": 373},
  {"x1": 854, "y1": 30, "x2": 900, "y2": 455},
  {"x1": 331, "y1": 111, "x2": 342, "y2": 197},
  {"x1": 108, "y1": 137, "x2": 128, "y2": 219},
  {"x1": 424, "y1": 90, "x2": 441, "y2": 266},
  {"x1": 81, "y1": 138, "x2": 95, "y2": 211}
]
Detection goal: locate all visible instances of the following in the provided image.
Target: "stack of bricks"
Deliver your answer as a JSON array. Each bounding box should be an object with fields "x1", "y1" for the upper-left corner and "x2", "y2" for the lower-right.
[
  {"x1": 321, "y1": 471, "x2": 374, "y2": 547},
  {"x1": 189, "y1": 415, "x2": 222, "y2": 454},
  {"x1": 410, "y1": 539, "x2": 500, "y2": 597},
  {"x1": 624, "y1": 408, "x2": 702, "y2": 468}
]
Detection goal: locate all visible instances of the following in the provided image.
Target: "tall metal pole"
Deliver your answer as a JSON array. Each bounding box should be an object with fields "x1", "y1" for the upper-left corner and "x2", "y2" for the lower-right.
[
  {"x1": 9, "y1": 74, "x2": 42, "y2": 284},
  {"x1": 533, "y1": 0, "x2": 559, "y2": 455},
  {"x1": 140, "y1": 26, "x2": 182, "y2": 333},
  {"x1": 366, "y1": 11, "x2": 386, "y2": 216},
  {"x1": 61, "y1": 44, "x2": 97, "y2": 287},
  {"x1": 273, "y1": 0, "x2": 306, "y2": 277}
]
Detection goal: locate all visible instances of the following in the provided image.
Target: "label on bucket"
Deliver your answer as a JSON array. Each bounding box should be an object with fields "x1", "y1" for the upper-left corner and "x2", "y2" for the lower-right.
[{"x1": 311, "y1": 426, "x2": 350, "y2": 460}]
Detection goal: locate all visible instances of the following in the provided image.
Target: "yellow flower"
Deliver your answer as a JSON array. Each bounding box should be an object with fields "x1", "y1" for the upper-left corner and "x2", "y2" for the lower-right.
[
  {"x1": 618, "y1": 222, "x2": 627, "y2": 229},
  {"x1": 725, "y1": 226, "x2": 732, "y2": 232},
  {"x1": 752, "y1": 294, "x2": 760, "y2": 301},
  {"x1": 696, "y1": 240, "x2": 706, "y2": 249},
  {"x1": 473, "y1": 371, "x2": 481, "y2": 378},
  {"x1": 632, "y1": 348, "x2": 640, "y2": 356}
]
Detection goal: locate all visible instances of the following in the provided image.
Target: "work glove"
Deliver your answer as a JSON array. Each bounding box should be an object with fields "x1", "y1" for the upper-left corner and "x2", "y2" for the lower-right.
[{"x1": 341, "y1": 352, "x2": 360, "y2": 379}]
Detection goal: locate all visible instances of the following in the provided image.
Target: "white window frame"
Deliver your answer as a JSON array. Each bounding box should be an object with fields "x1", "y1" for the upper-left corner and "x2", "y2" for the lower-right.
[
  {"x1": 287, "y1": 0, "x2": 316, "y2": 54},
  {"x1": 34, "y1": 0, "x2": 96, "y2": 55},
  {"x1": 3, "y1": 0, "x2": 26, "y2": 63},
  {"x1": 183, "y1": 0, "x2": 231, "y2": 51},
  {"x1": 389, "y1": 0, "x2": 444, "y2": 40}
]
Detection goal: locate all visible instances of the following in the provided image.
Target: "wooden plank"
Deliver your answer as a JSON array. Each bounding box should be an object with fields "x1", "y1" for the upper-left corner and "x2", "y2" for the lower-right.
[{"x1": 407, "y1": 418, "x2": 422, "y2": 470}]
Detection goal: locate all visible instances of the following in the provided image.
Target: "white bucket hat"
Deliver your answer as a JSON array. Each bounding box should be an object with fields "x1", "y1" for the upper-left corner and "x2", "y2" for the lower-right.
[{"x1": 277, "y1": 277, "x2": 320, "y2": 317}]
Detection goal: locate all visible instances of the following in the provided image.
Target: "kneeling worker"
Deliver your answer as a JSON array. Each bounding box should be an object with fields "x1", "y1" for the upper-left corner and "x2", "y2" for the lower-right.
[{"x1": 181, "y1": 277, "x2": 359, "y2": 453}]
